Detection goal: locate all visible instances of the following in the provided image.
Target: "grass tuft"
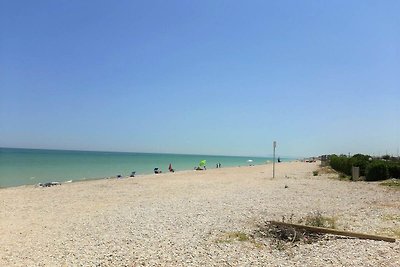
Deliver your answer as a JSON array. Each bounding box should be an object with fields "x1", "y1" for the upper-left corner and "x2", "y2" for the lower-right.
[
  {"x1": 227, "y1": 232, "x2": 250, "y2": 242},
  {"x1": 215, "y1": 231, "x2": 249, "y2": 243},
  {"x1": 380, "y1": 179, "x2": 400, "y2": 189},
  {"x1": 215, "y1": 231, "x2": 264, "y2": 248},
  {"x1": 299, "y1": 211, "x2": 337, "y2": 229}
]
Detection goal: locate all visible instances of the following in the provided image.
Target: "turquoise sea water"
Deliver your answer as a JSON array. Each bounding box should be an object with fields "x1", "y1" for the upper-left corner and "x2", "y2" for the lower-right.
[{"x1": 0, "y1": 148, "x2": 286, "y2": 188}]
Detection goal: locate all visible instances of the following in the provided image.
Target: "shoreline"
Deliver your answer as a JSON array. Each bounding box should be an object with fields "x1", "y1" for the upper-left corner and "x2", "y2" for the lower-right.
[
  {"x1": 0, "y1": 147, "x2": 290, "y2": 189},
  {"x1": 0, "y1": 161, "x2": 282, "y2": 190}
]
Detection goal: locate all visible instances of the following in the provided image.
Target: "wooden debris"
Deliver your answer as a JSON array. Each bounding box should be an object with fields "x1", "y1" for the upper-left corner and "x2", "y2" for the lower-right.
[{"x1": 268, "y1": 221, "x2": 396, "y2": 243}]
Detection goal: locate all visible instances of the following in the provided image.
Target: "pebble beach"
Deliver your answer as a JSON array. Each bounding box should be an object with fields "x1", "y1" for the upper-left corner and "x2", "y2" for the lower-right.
[{"x1": 1, "y1": 161, "x2": 399, "y2": 266}]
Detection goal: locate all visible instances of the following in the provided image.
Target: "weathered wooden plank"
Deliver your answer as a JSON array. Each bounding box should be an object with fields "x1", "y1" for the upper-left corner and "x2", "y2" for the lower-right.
[{"x1": 268, "y1": 221, "x2": 396, "y2": 243}]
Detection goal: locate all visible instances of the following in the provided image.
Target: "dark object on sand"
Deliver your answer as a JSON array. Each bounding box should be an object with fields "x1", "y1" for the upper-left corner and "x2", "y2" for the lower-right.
[
  {"x1": 154, "y1": 168, "x2": 162, "y2": 174},
  {"x1": 130, "y1": 171, "x2": 136, "y2": 177},
  {"x1": 168, "y1": 163, "x2": 175, "y2": 172},
  {"x1": 38, "y1": 182, "x2": 61, "y2": 187},
  {"x1": 117, "y1": 175, "x2": 122, "y2": 178}
]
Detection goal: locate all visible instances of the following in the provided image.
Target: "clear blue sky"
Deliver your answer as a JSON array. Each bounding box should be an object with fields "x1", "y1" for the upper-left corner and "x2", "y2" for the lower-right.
[{"x1": 1, "y1": 0, "x2": 399, "y2": 157}]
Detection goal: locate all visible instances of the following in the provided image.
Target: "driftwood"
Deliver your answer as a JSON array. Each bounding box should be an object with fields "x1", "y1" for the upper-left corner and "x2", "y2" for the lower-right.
[{"x1": 268, "y1": 221, "x2": 396, "y2": 243}]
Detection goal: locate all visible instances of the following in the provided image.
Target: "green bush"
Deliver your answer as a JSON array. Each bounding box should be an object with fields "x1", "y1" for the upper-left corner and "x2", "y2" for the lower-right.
[
  {"x1": 350, "y1": 154, "x2": 371, "y2": 176},
  {"x1": 366, "y1": 162, "x2": 388, "y2": 181},
  {"x1": 329, "y1": 155, "x2": 352, "y2": 175},
  {"x1": 329, "y1": 153, "x2": 399, "y2": 181},
  {"x1": 388, "y1": 163, "x2": 400, "y2": 179}
]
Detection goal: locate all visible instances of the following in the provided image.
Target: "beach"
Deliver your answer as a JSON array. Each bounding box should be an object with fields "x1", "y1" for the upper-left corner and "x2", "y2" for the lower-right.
[{"x1": 1, "y1": 161, "x2": 399, "y2": 266}]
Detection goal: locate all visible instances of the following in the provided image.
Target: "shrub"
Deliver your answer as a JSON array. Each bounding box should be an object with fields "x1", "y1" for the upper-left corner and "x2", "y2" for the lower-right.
[
  {"x1": 366, "y1": 161, "x2": 388, "y2": 181},
  {"x1": 329, "y1": 153, "x2": 399, "y2": 181},
  {"x1": 329, "y1": 155, "x2": 352, "y2": 175},
  {"x1": 387, "y1": 163, "x2": 400, "y2": 179},
  {"x1": 350, "y1": 154, "x2": 371, "y2": 176},
  {"x1": 302, "y1": 211, "x2": 336, "y2": 229}
]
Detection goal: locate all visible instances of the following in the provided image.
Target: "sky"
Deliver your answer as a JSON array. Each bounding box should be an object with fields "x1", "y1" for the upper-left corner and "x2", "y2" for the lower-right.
[{"x1": 0, "y1": 0, "x2": 399, "y2": 157}]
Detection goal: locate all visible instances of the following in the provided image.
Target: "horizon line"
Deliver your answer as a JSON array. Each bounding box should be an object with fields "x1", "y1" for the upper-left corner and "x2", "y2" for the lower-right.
[{"x1": 0, "y1": 146, "x2": 301, "y2": 159}]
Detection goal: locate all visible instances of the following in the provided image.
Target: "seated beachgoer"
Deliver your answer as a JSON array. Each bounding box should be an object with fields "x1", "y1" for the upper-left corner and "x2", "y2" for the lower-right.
[
  {"x1": 154, "y1": 168, "x2": 161, "y2": 174},
  {"x1": 168, "y1": 164, "x2": 174, "y2": 172},
  {"x1": 38, "y1": 182, "x2": 61, "y2": 187},
  {"x1": 130, "y1": 171, "x2": 136, "y2": 177}
]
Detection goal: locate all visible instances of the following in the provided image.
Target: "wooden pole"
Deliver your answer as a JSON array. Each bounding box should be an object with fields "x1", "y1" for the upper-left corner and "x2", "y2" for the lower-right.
[{"x1": 268, "y1": 221, "x2": 396, "y2": 243}]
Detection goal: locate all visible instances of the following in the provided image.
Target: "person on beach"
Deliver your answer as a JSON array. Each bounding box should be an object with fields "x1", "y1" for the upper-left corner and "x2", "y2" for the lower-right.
[{"x1": 168, "y1": 163, "x2": 174, "y2": 172}]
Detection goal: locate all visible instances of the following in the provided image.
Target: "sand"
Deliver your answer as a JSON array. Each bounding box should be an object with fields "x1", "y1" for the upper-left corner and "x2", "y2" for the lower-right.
[{"x1": 1, "y1": 161, "x2": 399, "y2": 266}]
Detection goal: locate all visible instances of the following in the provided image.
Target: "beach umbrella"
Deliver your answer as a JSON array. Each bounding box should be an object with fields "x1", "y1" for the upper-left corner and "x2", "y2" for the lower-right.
[{"x1": 199, "y1": 160, "x2": 206, "y2": 167}]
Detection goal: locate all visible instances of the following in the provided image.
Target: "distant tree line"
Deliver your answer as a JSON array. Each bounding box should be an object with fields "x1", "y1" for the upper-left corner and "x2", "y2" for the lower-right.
[{"x1": 329, "y1": 154, "x2": 400, "y2": 181}]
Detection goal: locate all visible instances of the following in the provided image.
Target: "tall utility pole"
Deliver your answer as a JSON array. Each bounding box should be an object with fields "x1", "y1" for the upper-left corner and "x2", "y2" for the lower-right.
[{"x1": 273, "y1": 141, "x2": 276, "y2": 178}]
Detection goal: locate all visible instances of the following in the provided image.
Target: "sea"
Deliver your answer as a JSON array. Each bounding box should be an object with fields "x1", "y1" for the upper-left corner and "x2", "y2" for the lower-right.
[{"x1": 0, "y1": 147, "x2": 286, "y2": 188}]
